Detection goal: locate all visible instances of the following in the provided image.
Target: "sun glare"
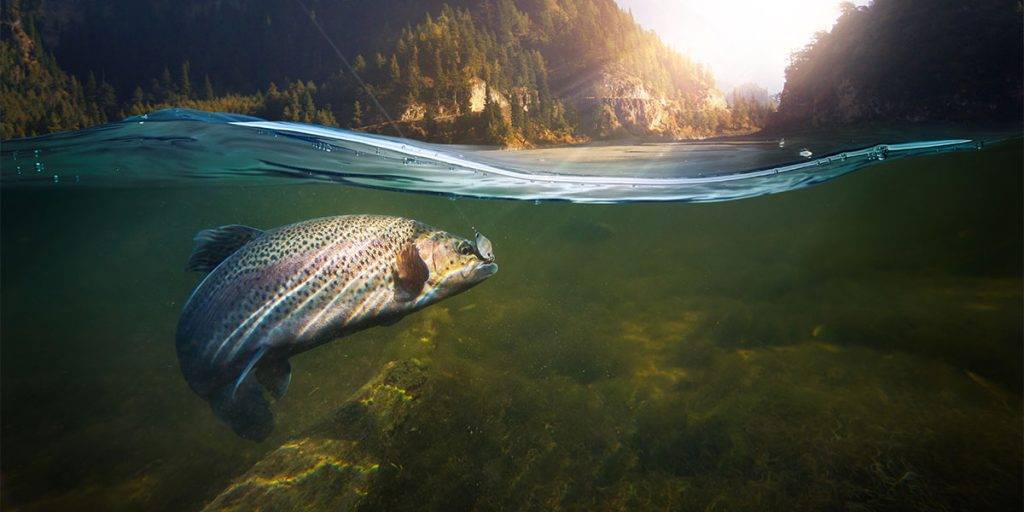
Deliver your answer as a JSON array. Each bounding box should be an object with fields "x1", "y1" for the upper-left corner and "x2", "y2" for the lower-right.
[{"x1": 617, "y1": 0, "x2": 866, "y2": 92}]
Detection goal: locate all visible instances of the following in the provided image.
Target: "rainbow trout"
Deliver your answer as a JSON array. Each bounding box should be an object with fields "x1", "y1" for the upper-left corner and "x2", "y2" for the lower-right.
[{"x1": 176, "y1": 215, "x2": 497, "y2": 440}]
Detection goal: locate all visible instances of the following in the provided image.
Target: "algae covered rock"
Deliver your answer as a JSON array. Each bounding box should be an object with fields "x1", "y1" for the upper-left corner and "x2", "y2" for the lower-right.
[
  {"x1": 200, "y1": 333, "x2": 1023, "y2": 512},
  {"x1": 201, "y1": 360, "x2": 431, "y2": 512},
  {"x1": 200, "y1": 437, "x2": 380, "y2": 512}
]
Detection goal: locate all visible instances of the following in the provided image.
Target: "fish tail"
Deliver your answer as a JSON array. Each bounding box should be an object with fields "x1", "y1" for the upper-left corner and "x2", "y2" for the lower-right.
[{"x1": 209, "y1": 377, "x2": 274, "y2": 442}]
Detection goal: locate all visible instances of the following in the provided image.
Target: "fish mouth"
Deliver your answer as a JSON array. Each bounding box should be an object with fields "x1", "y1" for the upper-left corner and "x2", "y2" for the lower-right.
[
  {"x1": 477, "y1": 262, "x2": 498, "y2": 276},
  {"x1": 455, "y1": 261, "x2": 497, "y2": 283},
  {"x1": 466, "y1": 261, "x2": 498, "y2": 281}
]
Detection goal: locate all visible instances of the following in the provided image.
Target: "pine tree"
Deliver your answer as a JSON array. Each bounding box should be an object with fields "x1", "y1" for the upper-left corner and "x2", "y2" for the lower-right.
[
  {"x1": 510, "y1": 92, "x2": 523, "y2": 132},
  {"x1": 179, "y1": 61, "x2": 192, "y2": 99},
  {"x1": 85, "y1": 71, "x2": 98, "y2": 101},
  {"x1": 350, "y1": 99, "x2": 362, "y2": 127},
  {"x1": 98, "y1": 79, "x2": 118, "y2": 121},
  {"x1": 202, "y1": 75, "x2": 214, "y2": 100},
  {"x1": 159, "y1": 66, "x2": 174, "y2": 101},
  {"x1": 406, "y1": 45, "x2": 421, "y2": 99},
  {"x1": 128, "y1": 85, "x2": 146, "y2": 114},
  {"x1": 388, "y1": 54, "x2": 401, "y2": 82}
]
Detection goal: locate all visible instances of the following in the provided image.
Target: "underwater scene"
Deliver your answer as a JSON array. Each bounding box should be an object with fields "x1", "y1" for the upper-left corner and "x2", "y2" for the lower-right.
[
  {"x1": 2, "y1": 114, "x2": 1021, "y2": 511},
  {"x1": 2, "y1": 0, "x2": 1022, "y2": 511}
]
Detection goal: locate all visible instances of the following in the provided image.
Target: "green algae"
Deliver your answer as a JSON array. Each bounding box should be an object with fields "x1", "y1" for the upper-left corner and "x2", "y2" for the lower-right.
[{"x1": 201, "y1": 340, "x2": 1021, "y2": 510}]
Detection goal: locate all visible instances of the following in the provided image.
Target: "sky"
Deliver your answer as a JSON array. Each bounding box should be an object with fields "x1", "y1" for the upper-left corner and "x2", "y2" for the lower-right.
[{"x1": 615, "y1": 0, "x2": 868, "y2": 93}]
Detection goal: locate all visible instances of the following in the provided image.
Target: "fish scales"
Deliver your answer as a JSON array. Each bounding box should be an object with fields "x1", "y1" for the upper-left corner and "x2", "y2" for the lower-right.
[{"x1": 176, "y1": 214, "x2": 497, "y2": 440}]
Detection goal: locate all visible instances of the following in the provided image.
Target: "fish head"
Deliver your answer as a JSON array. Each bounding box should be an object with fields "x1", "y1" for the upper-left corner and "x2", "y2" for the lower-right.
[{"x1": 410, "y1": 229, "x2": 498, "y2": 304}]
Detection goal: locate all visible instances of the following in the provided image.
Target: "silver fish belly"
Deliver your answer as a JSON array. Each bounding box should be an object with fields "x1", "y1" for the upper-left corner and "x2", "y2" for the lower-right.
[{"x1": 175, "y1": 215, "x2": 497, "y2": 440}]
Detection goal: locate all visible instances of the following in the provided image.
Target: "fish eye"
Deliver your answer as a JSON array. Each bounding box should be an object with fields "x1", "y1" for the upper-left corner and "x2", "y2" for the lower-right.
[{"x1": 456, "y1": 241, "x2": 473, "y2": 255}]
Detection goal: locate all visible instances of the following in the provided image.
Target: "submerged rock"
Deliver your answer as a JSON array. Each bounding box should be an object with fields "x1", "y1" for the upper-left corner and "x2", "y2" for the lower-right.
[
  {"x1": 201, "y1": 360, "x2": 430, "y2": 511},
  {"x1": 201, "y1": 333, "x2": 1023, "y2": 511},
  {"x1": 201, "y1": 437, "x2": 380, "y2": 511}
]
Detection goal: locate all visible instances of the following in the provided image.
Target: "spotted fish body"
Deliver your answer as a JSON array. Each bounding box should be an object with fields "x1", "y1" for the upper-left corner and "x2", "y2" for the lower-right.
[{"x1": 176, "y1": 215, "x2": 497, "y2": 440}]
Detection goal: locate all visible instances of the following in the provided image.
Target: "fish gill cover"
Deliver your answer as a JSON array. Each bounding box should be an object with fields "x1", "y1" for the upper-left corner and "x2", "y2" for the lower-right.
[{"x1": 0, "y1": 108, "x2": 1004, "y2": 203}]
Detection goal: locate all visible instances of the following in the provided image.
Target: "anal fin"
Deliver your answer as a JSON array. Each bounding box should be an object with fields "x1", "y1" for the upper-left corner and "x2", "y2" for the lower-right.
[{"x1": 256, "y1": 358, "x2": 292, "y2": 400}]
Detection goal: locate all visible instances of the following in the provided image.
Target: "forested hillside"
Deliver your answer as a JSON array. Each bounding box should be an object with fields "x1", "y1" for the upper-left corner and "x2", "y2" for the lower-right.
[
  {"x1": 770, "y1": 0, "x2": 1022, "y2": 129},
  {"x1": 2, "y1": 0, "x2": 771, "y2": 144},
  {"x1": 726, "y1": 84, "x2": 777, "y2": 133},
  {"x1": 0, "y1": 5, "x2": 103, "y2": 138}
]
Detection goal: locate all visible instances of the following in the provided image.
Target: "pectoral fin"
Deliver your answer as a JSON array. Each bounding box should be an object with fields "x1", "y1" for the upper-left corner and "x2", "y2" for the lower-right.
[
  {"x1": 256, "y1": 358, "x2": 292, "y2": 399},
  {"x1": 394, "y1": 243, "x2": 428, "y2": 302}
]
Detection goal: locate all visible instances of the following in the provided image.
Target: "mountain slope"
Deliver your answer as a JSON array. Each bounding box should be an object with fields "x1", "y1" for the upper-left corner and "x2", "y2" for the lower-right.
[
  {"x1": 0, "y1": 1, "x2": 108, "y2": 138},
  {"x1": 771, "y1": 0, "x2": 1022, "y2": 129},
  {"x1": 5, "y1": 0, "x2": 760, "y2": 143}
]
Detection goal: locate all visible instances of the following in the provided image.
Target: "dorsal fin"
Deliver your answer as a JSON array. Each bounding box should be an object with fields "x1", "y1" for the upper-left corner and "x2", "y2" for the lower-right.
[
  {"x1": 394, "y1": 243, "x2": 428, "y2": 302},
  {"x1": 186, "y1": 225, "x2": 264, "y2": 272}
]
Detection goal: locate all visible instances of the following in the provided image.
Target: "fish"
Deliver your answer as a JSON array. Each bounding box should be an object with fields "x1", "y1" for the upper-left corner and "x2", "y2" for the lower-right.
[{"x1": 175, "y1": 215, "x2": 497, "y2": 440}]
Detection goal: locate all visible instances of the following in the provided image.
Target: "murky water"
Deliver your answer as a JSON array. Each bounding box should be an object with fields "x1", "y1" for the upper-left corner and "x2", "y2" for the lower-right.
[{"x1": 1, "y1": 118, "x2": 1021, "y2": 510}]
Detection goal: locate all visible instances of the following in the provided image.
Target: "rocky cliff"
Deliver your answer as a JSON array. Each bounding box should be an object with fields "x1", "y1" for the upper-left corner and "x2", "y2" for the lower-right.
[{"x1": 577, "y1": 68, "x2": 731, "y2": 139}]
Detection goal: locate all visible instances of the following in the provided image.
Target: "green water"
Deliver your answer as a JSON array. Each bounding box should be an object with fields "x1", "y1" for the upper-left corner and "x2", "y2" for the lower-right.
[{"x1": 2, "y1": 139, "x2": 1021, "y2": 511}]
